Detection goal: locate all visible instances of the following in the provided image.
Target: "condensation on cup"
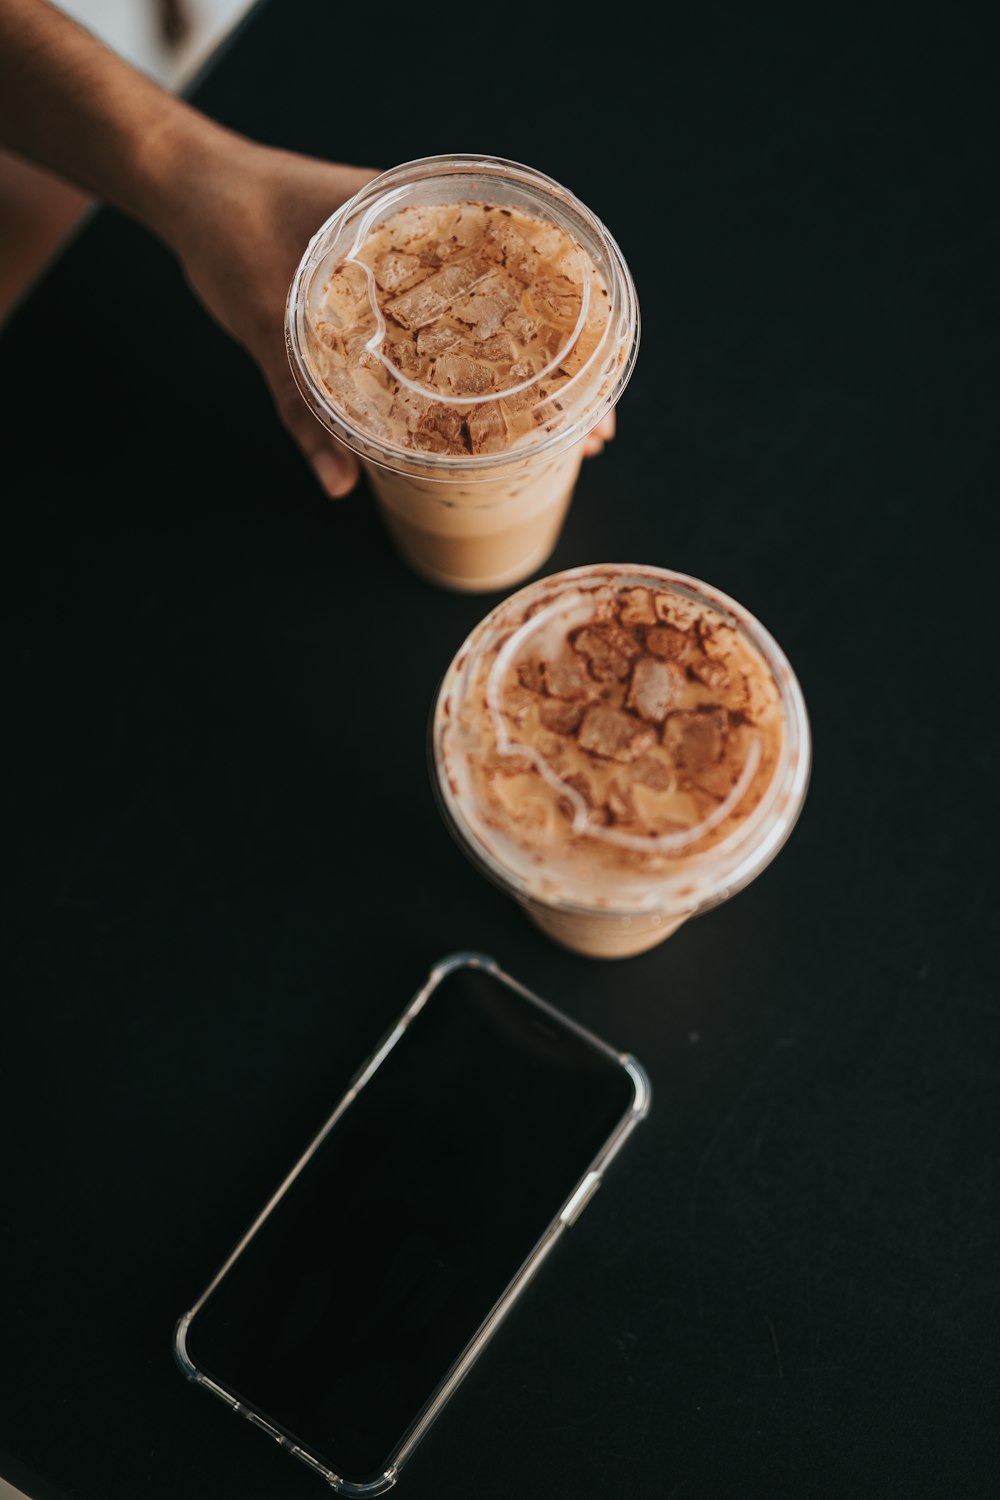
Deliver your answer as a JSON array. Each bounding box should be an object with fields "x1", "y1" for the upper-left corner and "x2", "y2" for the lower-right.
[
  {"x1": 286, "y1": 156, "x2": 640, "y2": 592},
  {"x1": 432, "y1": 565, "x2": 811, "y2": 958}
]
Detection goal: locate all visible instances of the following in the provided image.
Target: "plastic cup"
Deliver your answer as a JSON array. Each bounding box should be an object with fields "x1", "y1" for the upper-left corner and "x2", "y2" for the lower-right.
[
  {"x1": 286, "y1": 156, "x2": 639, "y2": 592},
  {"x1": 432, "y1": 565, "x2": 811, "y2": 958}
]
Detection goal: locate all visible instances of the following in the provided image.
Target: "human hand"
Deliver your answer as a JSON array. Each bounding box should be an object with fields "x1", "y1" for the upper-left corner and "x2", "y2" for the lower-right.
[
  {"x1": 0, "y1": 2, "x2": 617, "y2": 492},
  {"x1": 158, "y1": 137, "x2": 374, "y2": 496},
  {"x1": 582, "y1": 410, "x2": 615, "y2": 457}
]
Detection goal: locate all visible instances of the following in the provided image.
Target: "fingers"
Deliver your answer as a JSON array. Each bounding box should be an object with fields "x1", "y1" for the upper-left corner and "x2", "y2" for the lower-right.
[
  {"x1": 582, "y1": 409, "x2": 617, "y2": 459},
  {"x1": 273, "y1": 370, "x2": 360, "y2": 498},
  {"x1": 304, "y1": 439, "x2": 359, "y2": 499}
]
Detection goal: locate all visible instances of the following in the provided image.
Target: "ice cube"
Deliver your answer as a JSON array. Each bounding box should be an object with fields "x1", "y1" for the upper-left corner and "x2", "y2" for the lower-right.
[
  {"x1": 663, "y1": 709, "x2": 728, "y2": 772},
  {"x1": 626, "y1": 753, "x2": 674, "y2": 791},
  {"x1": 387, "y1": 337, "x2": 425, "y2": 379},
  {"x1": 526, "y1": 224, "x2": 573, "y2": 260},
  {"x1": 503, "y1": 360, "x2": 541, "y2": 396},
  {"x1": 689, "y1": 656, "x2": 730, "y2": 692},
  {"x1": 541, "y1": 652, "x2": 592, "y2": 700},
  {"x1": 476, "y1": 331, "x2": 517, "y2": 362},
  {"x1": 571, "y1": 625, "x2": 639, "y2": 681},
  {"x1": 539, "y1": 698, "x2": 584, "y2": 734},
  {"x1": 417, "y1": 324, "x2": 463, "y2": 357},
  {"x1": 385, "y1": 257, "x2": 491, "y2": 330},
  {"x1": 389, "y1": 387, "x2": 428, "y2": 433},
  {"x1": 373, "y1": 251, "x2": 430, "y2": 294},
  {"x1": 321, "y1": 263, "x2": 369, "y2": 329},
  {"x1": 627, "y1": 659, "x2": 685, "y2": 723},
  {"x1": 503, "y1": 685, "x2": 535, "y2": 724},
  {"x1": 503, "y1": 310, "x2": 537, "y2": 345},
  {"x1": 343, "y1": 328, "x2": 376, "y2": 364},
  {"x1": 618, "y1": 588, "x2": 657, "y2": 627},
  {"x1": 528, "y1": 275, "x2": 583, "y2": 325},
  {"x1": 483, "y1": 221, "x2": 538, "y2": 283},
  {"x1": 433, "y1": 354, "x2": 495, "y2": 396},
  {"x1": 452, "y1": 272, "x2": 519, "y2": 338},
  {"x1": 645, "y1": 625, "x2": 689, "y2": 661},
  {"x1": 386, "y1": 204, "x2": 455, "y2": 250},
  {"x1": 454, "y1": 295, "x2": 505, "y2": 340},
  {"x1": 578, "y1": 705, "x2": 655, "y2": 763},
  {"x1": 467, "y1": 400, "x2": 509, "y2": 453},
  {"x1": 451, "y1": 203, "x2": 488, "y2": 247},
  {"x1": 606, "y1": 780, "x2": 634, "y2": 824},
  {"x1": 415, "y1": 406, "x2": 468, "y2": 454},
  {"x1": 654, "y1": 595, "x2": 673, "y2": 623},
  {"x1": 536, "y1": 324, "x2": 569, "y2": 360},
  {"x1": 353, "y1": 366, "x2": 393, "y2": 414},
  {"x1": 557, "y1": 325, "x2": 603, "y2": 379}
]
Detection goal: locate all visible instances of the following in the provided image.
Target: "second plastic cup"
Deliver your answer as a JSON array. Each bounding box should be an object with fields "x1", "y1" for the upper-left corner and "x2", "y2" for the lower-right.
[
  {"x1": 432, "y1": 565, "x2": 811, "y2": 958},
  {"x1": 287, "y1": 156, "x2": 639, "y2": 592}
]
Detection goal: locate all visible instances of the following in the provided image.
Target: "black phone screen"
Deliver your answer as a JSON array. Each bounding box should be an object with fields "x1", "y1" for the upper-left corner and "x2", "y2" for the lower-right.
[{"x1": 183, "y1": 961, "x2": 638, "y2": 1486}]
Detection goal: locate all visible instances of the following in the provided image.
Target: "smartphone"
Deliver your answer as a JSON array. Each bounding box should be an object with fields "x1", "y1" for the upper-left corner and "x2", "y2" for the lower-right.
[{"x1": 175, "y1": 952, "x2": 649, "y2": 1494}]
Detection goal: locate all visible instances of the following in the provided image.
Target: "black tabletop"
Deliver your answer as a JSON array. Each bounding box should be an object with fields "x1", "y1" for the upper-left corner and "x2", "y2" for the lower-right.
[{"x1": 3, "y1": 5, "x2": 996, "y2": 1498}]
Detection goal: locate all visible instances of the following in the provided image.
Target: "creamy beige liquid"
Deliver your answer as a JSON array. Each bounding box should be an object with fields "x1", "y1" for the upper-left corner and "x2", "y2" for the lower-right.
[
  {"x1": 362, "y1": 446, "x2": 583, "y2": 592},
  {"x1": 309, "y1": 203, "x2": 615, "y2": 589},
  {"x1": 436, "y1": 570, "x2": 788, "y2": 956}
]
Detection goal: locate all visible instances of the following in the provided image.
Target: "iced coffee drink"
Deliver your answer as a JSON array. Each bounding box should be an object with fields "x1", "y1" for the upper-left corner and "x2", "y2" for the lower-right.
[
  {"x1": 286, "y1": 157, "x2": 639, "y2": 591},
  {"x1": 433, "y1": 565, "x2": 810, "y2": 958}
]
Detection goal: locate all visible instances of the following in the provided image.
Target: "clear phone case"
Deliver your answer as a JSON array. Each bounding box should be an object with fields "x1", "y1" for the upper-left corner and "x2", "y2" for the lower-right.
[{"x1": 174, "y1": 952, "x2": 650, "y2": 1493}]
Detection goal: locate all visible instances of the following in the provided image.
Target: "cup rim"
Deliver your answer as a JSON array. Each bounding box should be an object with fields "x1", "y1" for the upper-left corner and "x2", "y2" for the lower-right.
[
  {"x1": 431, "y1": 563, "x2": 812, "y2": 920},
  {"x1": 285, "y1": 154, "x2": 641, "y2": 478}
]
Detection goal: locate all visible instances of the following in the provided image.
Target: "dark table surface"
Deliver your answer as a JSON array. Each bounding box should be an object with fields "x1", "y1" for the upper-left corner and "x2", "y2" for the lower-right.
[{"x1": 3, "y1": 3, "x2": 997, "y2": 1497}]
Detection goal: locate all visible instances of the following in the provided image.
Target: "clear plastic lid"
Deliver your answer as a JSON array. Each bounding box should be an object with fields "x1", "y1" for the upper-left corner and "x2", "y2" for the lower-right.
[
  {"x1": 433, "y1": 565, "x2": 811, "y2": 917},
  {"x1": 286, "y1": 156, "x2": 640, "y2": 475}
]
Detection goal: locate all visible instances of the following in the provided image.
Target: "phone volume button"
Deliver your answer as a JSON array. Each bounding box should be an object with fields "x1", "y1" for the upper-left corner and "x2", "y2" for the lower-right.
[{"x1": 561, "y1": 1171, "x2": 602, "y2": 1226}]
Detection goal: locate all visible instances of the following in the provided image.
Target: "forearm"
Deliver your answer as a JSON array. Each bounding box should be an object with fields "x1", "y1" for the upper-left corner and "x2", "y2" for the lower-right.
[{"x1": 0, "y1": 0, "x2": 235, "y2": 243}]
